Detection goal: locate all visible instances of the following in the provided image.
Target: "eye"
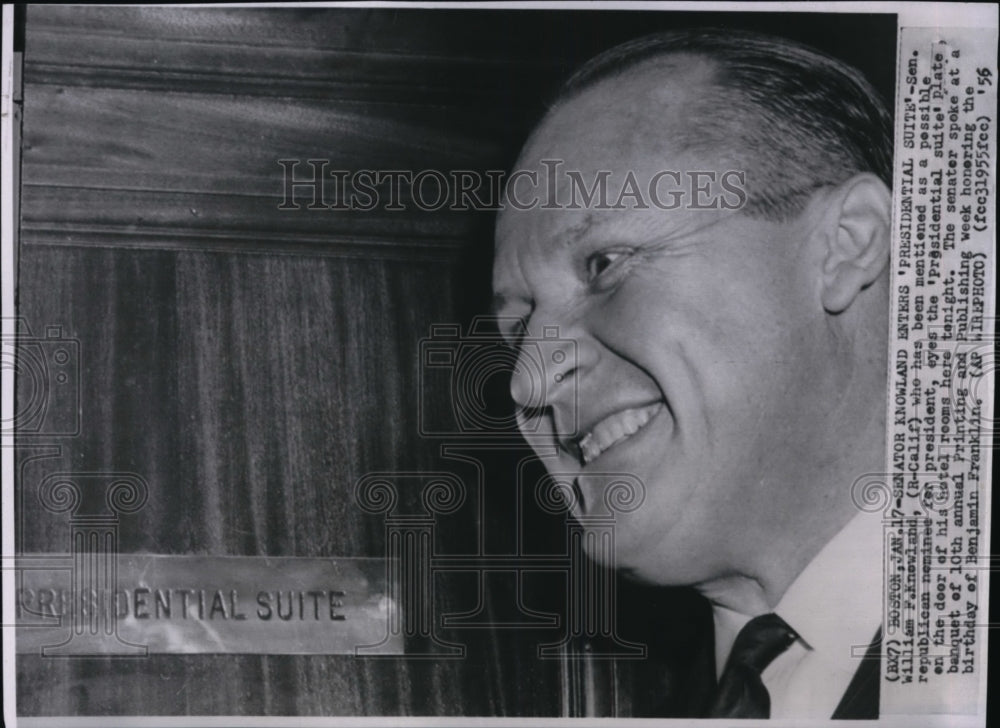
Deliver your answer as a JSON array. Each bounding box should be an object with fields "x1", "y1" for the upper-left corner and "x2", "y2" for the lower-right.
[{"x1": 584, "y1": 249, "x2": 629, "y2": 285}]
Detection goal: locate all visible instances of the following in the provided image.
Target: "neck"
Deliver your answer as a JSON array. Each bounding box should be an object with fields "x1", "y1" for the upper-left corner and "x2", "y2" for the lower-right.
[
  {"x1": 693, "y1": 504, "x2": 857, "y2": 615},
  {"x1": 696, "y1": 574, "x2": 772, "y2": 615}
]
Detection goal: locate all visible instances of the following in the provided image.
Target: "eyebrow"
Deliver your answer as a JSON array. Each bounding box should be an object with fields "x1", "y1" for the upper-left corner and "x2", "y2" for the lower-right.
[
  {"x1": 584, "y1": 207, "x2": 743, "y2": 249},
  {"x1": 557, "y1": 213, "x2": 598, "y2": 250},
  {"x1": 550, "y1": 208, "x2": 695, "y2": 252}
]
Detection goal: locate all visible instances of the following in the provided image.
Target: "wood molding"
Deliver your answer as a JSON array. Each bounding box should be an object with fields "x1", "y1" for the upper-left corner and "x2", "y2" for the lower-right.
[
  {"x1": 24, "y1": 7, "x2": 562, "y2": 109},
  {"x1": 20, "y1": 221, "x2": 469, "y2": 262}
]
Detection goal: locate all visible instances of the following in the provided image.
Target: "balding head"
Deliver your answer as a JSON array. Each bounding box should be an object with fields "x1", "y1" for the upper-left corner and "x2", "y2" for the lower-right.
[{"x1": 549, "y1": 29, "x2": 892, "y2": 220}]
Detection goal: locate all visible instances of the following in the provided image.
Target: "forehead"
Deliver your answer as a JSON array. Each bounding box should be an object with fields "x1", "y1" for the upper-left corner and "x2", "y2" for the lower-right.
[
  {"x1": 523, "y1": 57, "x2": 716, "y2": 172},
  {"x1": 494, "y1": 56, "x2": 730, "y2": 284}
]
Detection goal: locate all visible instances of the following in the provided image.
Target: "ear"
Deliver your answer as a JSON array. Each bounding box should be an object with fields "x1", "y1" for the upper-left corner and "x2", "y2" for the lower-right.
[{"x1": 816, "y1": 174, "x2": 892, "y2": 314}]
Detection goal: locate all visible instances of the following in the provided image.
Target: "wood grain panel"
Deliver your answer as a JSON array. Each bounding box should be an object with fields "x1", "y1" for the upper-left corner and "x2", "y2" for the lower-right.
[
  {"x1": 15, "y1": 246, "x2": 462, "y2": 555},
  {"x1": 21, "y1": 186, "x2": 475, "y2": 261},
  {"x1": 14, "y1": 244, "x2": 569, "y2": 717},
  {"x1": 22, "y1": 87, "x2": 511, "y2": 188},
  {"x1": 24, "y1": 6, "x2": 567, "y2": 100},
  {"x1": 20, "y1": 87, "x2": 502, "y2": 258}
]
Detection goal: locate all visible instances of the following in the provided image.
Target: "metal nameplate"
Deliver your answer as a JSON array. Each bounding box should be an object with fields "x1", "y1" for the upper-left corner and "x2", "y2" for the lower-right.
[{"x1": 13, "y1": 554, "x2": 401, "y2": 655}]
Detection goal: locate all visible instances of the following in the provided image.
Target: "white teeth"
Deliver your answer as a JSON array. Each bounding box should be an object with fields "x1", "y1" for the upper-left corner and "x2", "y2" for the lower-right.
[
  {"x1": 622, "y1": 411, "x2": 640, "y2": 436},
  {"x1": 578, "y1": 402, "x2": 663, "y2": 465}
]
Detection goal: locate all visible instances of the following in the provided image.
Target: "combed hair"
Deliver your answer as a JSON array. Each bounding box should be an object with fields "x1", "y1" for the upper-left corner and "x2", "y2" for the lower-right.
[{"x1": 555, "y1": 29, "x2": 893, "y2": 220}]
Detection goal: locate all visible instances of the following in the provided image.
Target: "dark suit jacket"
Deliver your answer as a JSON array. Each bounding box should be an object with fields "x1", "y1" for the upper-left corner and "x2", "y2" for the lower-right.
[
  {"x1": 640, "y1": 591, "x2": 881, "y2": 719},
  {"x1": 831, "y1": 628, "x2": 882, "y2": 719},
  {"x1": 677, "y1": 626, "x2": 882, "y2": 719}
]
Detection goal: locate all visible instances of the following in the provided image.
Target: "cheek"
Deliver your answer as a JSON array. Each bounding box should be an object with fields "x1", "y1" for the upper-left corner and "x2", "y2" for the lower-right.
[
  {"x1": 674, "y1": 253, "x2": 807, "y2": 359},
  {"x1": 597, "y1": 269, "x2": 762, "y2": 359},
  {"x1": 587, "y1": 273, "x2": 688, "y2": 344}
]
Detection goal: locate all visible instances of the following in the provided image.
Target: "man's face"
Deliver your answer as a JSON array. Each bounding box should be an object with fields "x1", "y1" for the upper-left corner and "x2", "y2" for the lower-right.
[{"x1": 493, "y1": 65, "x2": 852, "y2": 586}]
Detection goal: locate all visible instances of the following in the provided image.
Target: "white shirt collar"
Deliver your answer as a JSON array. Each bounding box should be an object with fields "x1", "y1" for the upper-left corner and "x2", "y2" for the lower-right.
[
  {"x1": 773, "y1": 511, "x2": 883, "y2": 660},
  {"x1": 712, "y1": 512, "x2": 883, "y2": 678}
]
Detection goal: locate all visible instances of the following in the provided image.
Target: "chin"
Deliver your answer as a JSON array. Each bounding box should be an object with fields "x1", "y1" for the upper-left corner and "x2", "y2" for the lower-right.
[
  {"x1": 574, "y1": 508, "x2": 712, "y2": 588},
  {"x1": 573, "y1": 515, "x2": 655, "y2": 572}
]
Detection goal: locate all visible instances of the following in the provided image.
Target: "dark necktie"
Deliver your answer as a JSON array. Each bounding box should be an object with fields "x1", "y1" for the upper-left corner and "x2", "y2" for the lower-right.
[{"x1": 706, "y1": 612, "x2": 798, "y2": 718}]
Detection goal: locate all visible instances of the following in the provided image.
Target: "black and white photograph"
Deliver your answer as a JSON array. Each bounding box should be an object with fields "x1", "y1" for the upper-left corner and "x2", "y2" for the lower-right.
[{"x1": 1, "y1": 2, "x2": 996, "y2": 725}]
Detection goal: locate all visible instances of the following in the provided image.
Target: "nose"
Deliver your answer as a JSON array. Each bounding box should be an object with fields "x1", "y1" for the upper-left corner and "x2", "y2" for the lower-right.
[{"x1": 509, "y1": 323, "x2": 595, "y2": 422}]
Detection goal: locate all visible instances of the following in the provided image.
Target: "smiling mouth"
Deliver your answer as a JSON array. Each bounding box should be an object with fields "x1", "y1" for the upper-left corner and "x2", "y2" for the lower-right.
[{"x1": 572, "y1": 401, "x2": 665, "y2": 466}]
